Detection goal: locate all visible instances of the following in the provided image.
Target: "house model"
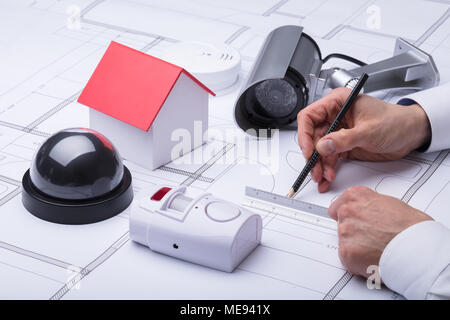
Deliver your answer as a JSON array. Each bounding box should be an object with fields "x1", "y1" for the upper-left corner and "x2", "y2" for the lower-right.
[{"x1": 77, "y1": 41, "x2": 215, "y2": 171}]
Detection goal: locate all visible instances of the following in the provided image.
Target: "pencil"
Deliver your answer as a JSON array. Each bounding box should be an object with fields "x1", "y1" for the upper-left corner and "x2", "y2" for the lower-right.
[{"x1": 287, "y1": 73, "x2": 369, "y2": 198}]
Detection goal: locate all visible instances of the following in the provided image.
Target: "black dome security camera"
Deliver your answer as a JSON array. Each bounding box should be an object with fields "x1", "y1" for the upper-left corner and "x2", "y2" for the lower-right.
[{"x1": 22, "y1": 128, "x2": 133, "y2": 224}]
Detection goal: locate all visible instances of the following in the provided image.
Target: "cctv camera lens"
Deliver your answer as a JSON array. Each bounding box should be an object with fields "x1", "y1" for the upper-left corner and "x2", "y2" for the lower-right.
[
  {"x1": 254, "y1": 79, "x2": 297, "y2": 118},
  {"x1": 235, "y1": 67, "x2": 308, "y2": 135}
]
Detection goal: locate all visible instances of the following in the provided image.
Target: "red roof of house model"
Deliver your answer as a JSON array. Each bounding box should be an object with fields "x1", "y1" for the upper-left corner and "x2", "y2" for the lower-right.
[{"x1": 77, "y1": 41, "x2": 214, "y2": 131}]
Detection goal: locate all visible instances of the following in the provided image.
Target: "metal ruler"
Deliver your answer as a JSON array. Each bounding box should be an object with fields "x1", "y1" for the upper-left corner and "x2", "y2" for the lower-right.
[{"x1": 244, "y1": 187, "x2": 337, "y2": 230}]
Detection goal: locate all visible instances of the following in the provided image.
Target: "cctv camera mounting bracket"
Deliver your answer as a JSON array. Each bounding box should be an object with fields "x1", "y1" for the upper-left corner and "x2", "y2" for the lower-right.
[{"x1": 316, "y1": 38, "x2": 440, "y2": 100}]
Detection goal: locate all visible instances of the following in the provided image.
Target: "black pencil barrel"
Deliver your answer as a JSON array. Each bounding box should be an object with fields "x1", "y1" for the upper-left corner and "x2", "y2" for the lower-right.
[{"x1": 292, "y1": 150, "x2": 320, "y2": 191}]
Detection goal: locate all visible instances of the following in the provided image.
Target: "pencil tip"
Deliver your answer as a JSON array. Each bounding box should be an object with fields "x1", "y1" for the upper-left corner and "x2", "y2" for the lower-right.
[{"x1": 287, "y1": 188, "x2": 295, "y2": 198}]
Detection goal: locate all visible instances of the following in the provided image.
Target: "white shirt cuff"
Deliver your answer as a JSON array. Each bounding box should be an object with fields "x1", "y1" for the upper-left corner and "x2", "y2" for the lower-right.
[
  {"x1": 379, "y1": 220, "x2": 450, "y2": 299},
  {"x1": 397, "y1": 83, "x2": 450, "y2": 152}
]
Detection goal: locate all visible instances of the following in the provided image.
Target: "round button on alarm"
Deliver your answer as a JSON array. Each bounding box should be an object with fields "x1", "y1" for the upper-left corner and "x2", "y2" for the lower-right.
[{"x1": 206, "y1": 201, "x2": 241, "y2": 222}]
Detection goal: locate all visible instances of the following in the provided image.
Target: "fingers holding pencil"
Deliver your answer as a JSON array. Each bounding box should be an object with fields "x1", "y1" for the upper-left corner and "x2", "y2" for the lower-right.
[{"x1": 289, "y1": 73, "x2": 369, "y2": 198}]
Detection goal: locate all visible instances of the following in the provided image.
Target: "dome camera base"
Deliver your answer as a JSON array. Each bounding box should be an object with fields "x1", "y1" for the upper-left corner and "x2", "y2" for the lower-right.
[{"x1": 22, "y1": 166, "x2": 133, "y2": 225}]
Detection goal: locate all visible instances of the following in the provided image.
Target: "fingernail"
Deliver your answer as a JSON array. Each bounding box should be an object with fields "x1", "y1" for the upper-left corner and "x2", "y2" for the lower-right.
[{"x1": 317, "y1": 139, "x2": 335, "y2": 156}]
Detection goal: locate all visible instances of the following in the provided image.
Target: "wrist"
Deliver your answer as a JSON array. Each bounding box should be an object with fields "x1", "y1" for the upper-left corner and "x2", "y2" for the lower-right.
[
  {"x1": 395, "y1": 103, "x2": 431, "y2": 152},
  {"x1": 409, "y1": 103, "x2": 431, "y2": 150}
]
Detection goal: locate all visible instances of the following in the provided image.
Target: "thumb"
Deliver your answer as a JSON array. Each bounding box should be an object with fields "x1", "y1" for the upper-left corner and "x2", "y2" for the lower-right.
[{"x1": 316, "y1": 128, "x2": 363, "y2": 156}]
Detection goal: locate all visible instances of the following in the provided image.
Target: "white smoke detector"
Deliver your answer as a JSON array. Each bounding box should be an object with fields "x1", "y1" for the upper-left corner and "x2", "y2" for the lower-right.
[{"x1": 160, "y1": 41, "x2": 241, "y2": 92}]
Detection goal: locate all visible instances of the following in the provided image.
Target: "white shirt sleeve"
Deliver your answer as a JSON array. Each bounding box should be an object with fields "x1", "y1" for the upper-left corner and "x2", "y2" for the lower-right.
[
  {"x1": 397, "y1": 82, "x2": 450, "y2": 152},
  {"x1": 379, "y1": 221, "x2": 450, "y2": 299}
]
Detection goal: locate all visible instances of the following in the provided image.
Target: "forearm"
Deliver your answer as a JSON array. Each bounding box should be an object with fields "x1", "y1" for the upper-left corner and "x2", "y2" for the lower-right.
[{"x1": 389, "y1": 102, "x2": 431, "y2": 153}]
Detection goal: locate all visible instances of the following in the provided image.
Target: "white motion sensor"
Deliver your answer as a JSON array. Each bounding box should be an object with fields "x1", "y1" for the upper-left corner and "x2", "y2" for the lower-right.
[{"x1": 130, "y1": 185, "x2": 262, "y2": 272}]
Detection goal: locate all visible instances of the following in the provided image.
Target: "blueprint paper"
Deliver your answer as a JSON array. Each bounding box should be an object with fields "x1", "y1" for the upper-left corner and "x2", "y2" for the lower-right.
[{"x1": 0, "y1": 0, "x2": 449, "y2": 300}]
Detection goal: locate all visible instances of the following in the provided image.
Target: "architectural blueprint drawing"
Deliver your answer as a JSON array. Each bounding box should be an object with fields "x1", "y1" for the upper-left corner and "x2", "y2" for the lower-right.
[{"x1": 1, "y1": 0, "x2": 450, "y2": 300}]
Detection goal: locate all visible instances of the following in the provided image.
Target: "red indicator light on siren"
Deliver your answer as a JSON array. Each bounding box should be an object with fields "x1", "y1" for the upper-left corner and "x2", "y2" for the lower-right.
[{"x1": 151, "y1": 187, "x2": 172, "y2": 201}]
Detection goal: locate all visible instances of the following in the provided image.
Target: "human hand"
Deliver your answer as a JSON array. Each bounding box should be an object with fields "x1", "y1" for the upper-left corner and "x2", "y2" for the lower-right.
[
  {"x1": 297, "y1": 88, "x2": 431, "y2": 192},
  {"x1": 329, "y1": 186, "x2": 432, "y2": 277}
]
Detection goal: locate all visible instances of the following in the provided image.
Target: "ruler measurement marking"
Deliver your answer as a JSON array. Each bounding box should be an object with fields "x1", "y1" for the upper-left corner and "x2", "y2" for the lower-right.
[{"x1": 244, "y1": 187, "x2": 336, "y2": 230}]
